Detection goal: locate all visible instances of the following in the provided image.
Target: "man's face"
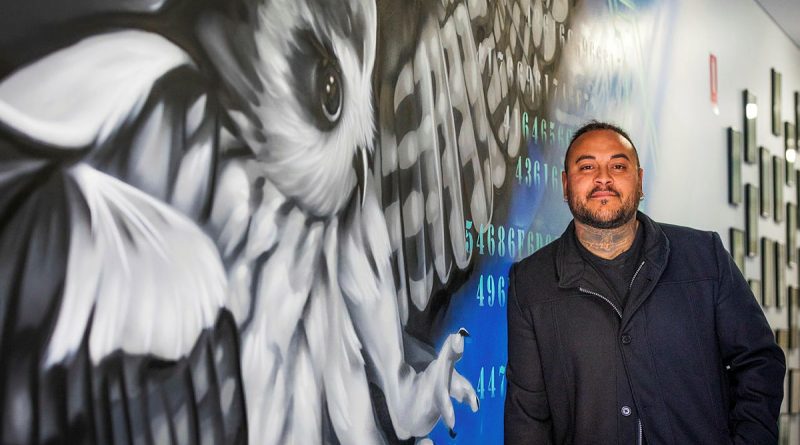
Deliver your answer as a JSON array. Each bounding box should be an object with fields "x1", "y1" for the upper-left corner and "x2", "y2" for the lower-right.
[{"x1": 561, "y1": 129, "x2": 644, "y2": 229}]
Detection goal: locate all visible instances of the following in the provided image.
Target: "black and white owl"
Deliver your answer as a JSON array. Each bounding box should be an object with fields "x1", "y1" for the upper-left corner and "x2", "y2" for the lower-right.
[{"x1": 0, "y1": 0, "x2": 545, "y2": 442}]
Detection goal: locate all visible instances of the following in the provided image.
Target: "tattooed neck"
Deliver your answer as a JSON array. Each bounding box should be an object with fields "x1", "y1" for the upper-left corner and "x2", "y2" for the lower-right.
[{"x1": 575, "y1": 218, "x2": 639, "y2": 260}]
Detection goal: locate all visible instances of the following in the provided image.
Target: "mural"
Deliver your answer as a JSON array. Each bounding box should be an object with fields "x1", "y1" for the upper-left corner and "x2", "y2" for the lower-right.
[{"x1": 0, "y1": 0, "x2": 675, "y2": 443}]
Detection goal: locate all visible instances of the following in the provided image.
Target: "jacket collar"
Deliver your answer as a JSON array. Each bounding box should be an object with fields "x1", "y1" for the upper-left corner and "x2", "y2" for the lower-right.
[{"x1": 555, "y1": 211, "x2": 670, "y2": 290}]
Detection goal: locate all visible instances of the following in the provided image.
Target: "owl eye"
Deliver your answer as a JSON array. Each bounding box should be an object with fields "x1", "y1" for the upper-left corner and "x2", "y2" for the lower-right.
[{"x1": 318, "y1": 64, "x2": 342, "y2": 123}]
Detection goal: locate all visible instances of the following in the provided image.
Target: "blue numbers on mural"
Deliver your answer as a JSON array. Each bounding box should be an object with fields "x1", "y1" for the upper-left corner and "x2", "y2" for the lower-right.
[
  {"x1": 476, "y1": 274, "x2": 506, "y2": 308},
  {"x1": 515, "y1": 156, "x2": 533, "y2": 186},
  {"x1": 514, "y1": 155, "x2": 561, "y2": 190},
  {"x1": 465, "y1": 220, "x2": 554, "y2": 258},
  {"x1": 477, "y1": 365, "x2": 506, "y2": 400},
  {"x1": 521, "y1": 112, "x2": 572, "y2": 150}
]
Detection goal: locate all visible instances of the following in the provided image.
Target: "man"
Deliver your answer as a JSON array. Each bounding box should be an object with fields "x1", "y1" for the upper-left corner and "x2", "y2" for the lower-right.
[{"x1": 504, "y1": 121, "x2": 785, "y2": 444}]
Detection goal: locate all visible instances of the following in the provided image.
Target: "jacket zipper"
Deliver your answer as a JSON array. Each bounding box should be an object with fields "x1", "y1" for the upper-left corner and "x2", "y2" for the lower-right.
[
  {"x1": 579, "y1": 260, "x2": 646, "y2": 318},
  {"x1": 637, "y1": 418, "x2": 643, "y2": 445},
  {"x1": 632, "y1": 261, "x2": 646, "y2": 445},
  {"x1": 628, "y1": 261, "x2": 644, "y2": 445},
  {"x1": 629, "y1": 261, "x2": 645, "y2": 291},
  {"x1": 578, "y1": 287, "x2": 622, "y2": 318}
]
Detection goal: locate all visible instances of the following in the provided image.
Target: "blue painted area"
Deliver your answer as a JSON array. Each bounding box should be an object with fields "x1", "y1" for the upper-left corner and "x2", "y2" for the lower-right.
[{"x1": 429, "y1": 138, "x2": 571, "y2": 444}]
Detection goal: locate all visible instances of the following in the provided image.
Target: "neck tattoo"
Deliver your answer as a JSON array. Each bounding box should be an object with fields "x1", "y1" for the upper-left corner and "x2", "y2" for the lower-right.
[{"x1": 575, "y1": 219, "x2": 639, "y2": 260}]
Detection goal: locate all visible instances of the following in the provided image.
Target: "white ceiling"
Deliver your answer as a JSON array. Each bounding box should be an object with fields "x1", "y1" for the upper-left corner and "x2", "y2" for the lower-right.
[{"x1": 754, "y1": 0, "x2": 800, "y2": 49}]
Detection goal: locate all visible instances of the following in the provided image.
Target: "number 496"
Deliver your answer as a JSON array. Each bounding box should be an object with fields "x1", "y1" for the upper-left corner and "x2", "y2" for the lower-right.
[{"x1": 476, "y1": 274, "x2": 506, "y2": 307}]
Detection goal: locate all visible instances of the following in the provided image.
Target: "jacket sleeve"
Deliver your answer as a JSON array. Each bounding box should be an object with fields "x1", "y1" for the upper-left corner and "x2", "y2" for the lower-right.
[
  {"x1": 504, "y1": 263, "x2": 554, "y2": 444},
  {"x1": 712, "y1": 232, "x2": 786, "y2": 444}
]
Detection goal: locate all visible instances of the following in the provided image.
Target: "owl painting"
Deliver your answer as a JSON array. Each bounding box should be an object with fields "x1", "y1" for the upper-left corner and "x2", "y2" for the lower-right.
[{"x1": 0, "y1": 0, "x2": 522, "y2": 442}]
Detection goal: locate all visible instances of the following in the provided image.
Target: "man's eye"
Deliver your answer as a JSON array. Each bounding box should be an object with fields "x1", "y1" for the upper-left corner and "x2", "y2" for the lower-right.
[
  {"x1": 613, "y1": 164, "x2": 626, "y2": 170},
  {"x1": 579, "y1": 165, "x2": 592, "y2": 171}
]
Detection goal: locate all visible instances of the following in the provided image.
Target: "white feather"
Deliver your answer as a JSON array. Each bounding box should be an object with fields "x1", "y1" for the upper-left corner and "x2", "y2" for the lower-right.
[
  {"x1": 46, "y1": 164, "x2": 227, "y2": 366},
  {"x1": 171, "y1": 134, "x2": 214, "y2": 218},
  {"x1": 128, "y1": 101, "x2": 172, "y2": 198},
  {"x1": 0, "y1": 30, "x2": 192, "y2": 148}
]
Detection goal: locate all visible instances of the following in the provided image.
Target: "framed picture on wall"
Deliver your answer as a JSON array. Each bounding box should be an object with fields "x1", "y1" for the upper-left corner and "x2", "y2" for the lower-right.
[
  {"x1": 744, "y1": 90, "x2": 758, "y2": 163},
  {"x1": 770, "y1": 68, "x2": 782, "y2": 136},
  {"x1": 772, "y1": 69, "x2": 782, "y2": 136},
  {"x1": 776, "y1": 241, "x2": 787, "y2": 308},
  {"x1": 794, "y1": 328, "x2": 800, "y2": 352},
  {"x1": 776, "y1": 329, "x2": 790, "y2": 351},
  {"x1": 793, "y1": 170, "x2": 800, "y2": 212},
  {"x1": 789, "y1": 287, "x2": 799, "y2": 347},
  {"x1": 745, "y1": 184, "x2": 759, "y2": 256},
  {"x1": 762, "y1": 238, "x2": 775, "y2": 307},
  {"x1": 795, "y1": 92, "x2": 799, "y2": 149},
  {"x1": 779, "y1": 414, "x2": 790, "y2": 445},
  {"x1": 773, "y1": 156, "x2": 785, "y2": 222},
  {"x1": 797, "y1": 170, "x2": 800, "y2": 220},
  {"x1": 760, "y1": 147, "x2": 773, "y2": 218},
  {"x1": 749, "y1": 279, "x2": 763, "y2": 306},
  {"x1": 787, "y1": 203, "x2": 797, "y2": 265},
  {"x1": 786, "y1": 122, "x2": 796, "y2": 185},
  {"x1": 729, "y1": 228, "x2": 745, "y2": 274},
  {"x1": 728, "y1": 128, "x2": 742, "y2": 205}
]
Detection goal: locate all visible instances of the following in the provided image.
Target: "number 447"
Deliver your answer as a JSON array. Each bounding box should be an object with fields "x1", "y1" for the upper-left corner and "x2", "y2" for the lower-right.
[{"x1": 477, "y1": 365, "x2": 506, "y2": 400}]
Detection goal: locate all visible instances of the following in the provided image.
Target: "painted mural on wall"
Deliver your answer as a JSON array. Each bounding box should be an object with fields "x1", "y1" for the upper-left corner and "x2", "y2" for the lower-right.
[{"x1": 0, "y1": 0, "x2": 675, "y2": 443}]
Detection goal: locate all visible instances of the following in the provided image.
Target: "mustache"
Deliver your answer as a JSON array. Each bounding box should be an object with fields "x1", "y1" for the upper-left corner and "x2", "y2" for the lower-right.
[{"x1": 588, "y1": 186, "x2": 620, "y2": 197}]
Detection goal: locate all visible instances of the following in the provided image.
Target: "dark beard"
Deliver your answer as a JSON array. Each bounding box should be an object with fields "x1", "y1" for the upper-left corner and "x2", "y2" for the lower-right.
[{"x1": 568, "y1": 189, "x2": 639, "y2": 229}]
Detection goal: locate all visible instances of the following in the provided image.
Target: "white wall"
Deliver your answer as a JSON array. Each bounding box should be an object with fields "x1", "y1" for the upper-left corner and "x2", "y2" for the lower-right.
[{"x1": 648, "y1": 0, "x2": 800, "y2": 429}]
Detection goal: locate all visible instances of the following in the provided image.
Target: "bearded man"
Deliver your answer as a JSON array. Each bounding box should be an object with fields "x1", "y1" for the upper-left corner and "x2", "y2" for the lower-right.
[{"x1": 504, "y1": 121, "x2": 785, "y2": 444}]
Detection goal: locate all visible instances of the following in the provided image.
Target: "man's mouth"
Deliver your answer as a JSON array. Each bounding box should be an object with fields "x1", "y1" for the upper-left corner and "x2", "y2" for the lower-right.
[{"x1": 590, "y1": 190, "x2": 619, "y2": 199}]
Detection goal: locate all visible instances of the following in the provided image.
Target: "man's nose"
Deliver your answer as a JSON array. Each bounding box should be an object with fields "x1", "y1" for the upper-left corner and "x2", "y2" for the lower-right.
[{"x1": 594, "y1": 166, "x2": 612, "y2": 185}]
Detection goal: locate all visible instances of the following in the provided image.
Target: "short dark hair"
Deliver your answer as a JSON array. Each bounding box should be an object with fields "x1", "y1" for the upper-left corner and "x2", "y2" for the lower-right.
[{"x1": 564, "y1": 120, "x2": 640, "y2": 170}]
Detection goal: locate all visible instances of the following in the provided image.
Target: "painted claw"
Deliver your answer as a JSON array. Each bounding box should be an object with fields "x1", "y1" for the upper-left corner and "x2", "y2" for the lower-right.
[
  {"x1": 458, "y1": 328, "x2": 470, "y2": 337},
  {"x1": 449, "y1": 428, "x2": 457, "y2": 438},
  {"x1": 353, "y1": 145, "x2": 369, "y2": 207}
]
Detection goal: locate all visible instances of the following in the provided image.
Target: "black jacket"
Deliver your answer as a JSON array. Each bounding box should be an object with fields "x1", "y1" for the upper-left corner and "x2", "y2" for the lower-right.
[{"x1": 505, "y1": 212, "x2": 785, "y2": 444}]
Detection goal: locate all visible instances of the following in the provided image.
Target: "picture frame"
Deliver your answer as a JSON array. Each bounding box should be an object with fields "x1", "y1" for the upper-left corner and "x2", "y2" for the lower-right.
[
  {"x1": 791, "y1": 369, "x2": 800, "y2": 414},
  {"x1": 795, "y1": 92, "x2": 799, "y2": 149},
  {"x1": 786, "y1": 122, "x2": 796, "y2": 185},
  {"x1": 797, "y1": 170, "x2": 800, "y2": 222},
  {"x1": 776, "y1": 328, "x2": 790, "y2": 351},
  {"x1": 773, "y1": 155, "x2": 784, "y2": 222},
  {"x1": 772, "y1": 69, "x2": 782, "y2": 137},
  {"x1": 749, "y1": 279, "x2": 762, "y2": 307},
  {"x1": 779, "y1": 414, "x2": 790, "y2": 445},
  {"x1": 744, "y1": 90, "x2": 758, "y2": 163},
  {"x1": 776, "y1": 241, "x2": 786, "y2": 308},
  {"x1": 762, "y1": 238, "x2": 775, "y2": 307},
  {"x1": 794, "y1": 328, "x2": 800, "y2": 352},
  {"x1": 745, "y1": 184, "x2": 759, "y2": 257},
  {"x1": 789, "y1": 287, "x2": 799, "y2": 347},
  {"x1": 728, "y1": 128, "x2": 743, "y2": 205},
  {"x1": 760, "y1": 147, "x2": 773, "y2": 218},
  {"x1": 787, "y1": 203, "x2": 797, "y2": 265},
  {"x1": 729, "y1": 228, "x2": 745, "y2": 275},
  {"x1": 783, "y1": 371, "x2": 790, "y2": 415}
]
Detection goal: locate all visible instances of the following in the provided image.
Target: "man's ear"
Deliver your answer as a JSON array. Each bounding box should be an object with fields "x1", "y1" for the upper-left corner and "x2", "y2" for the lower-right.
[
  {"x1": 561, "y1": 170, "x2": 568, "y2": 201},
  {"x1": 638, "y1": 167, "x2": 645, "y2": 195}
]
